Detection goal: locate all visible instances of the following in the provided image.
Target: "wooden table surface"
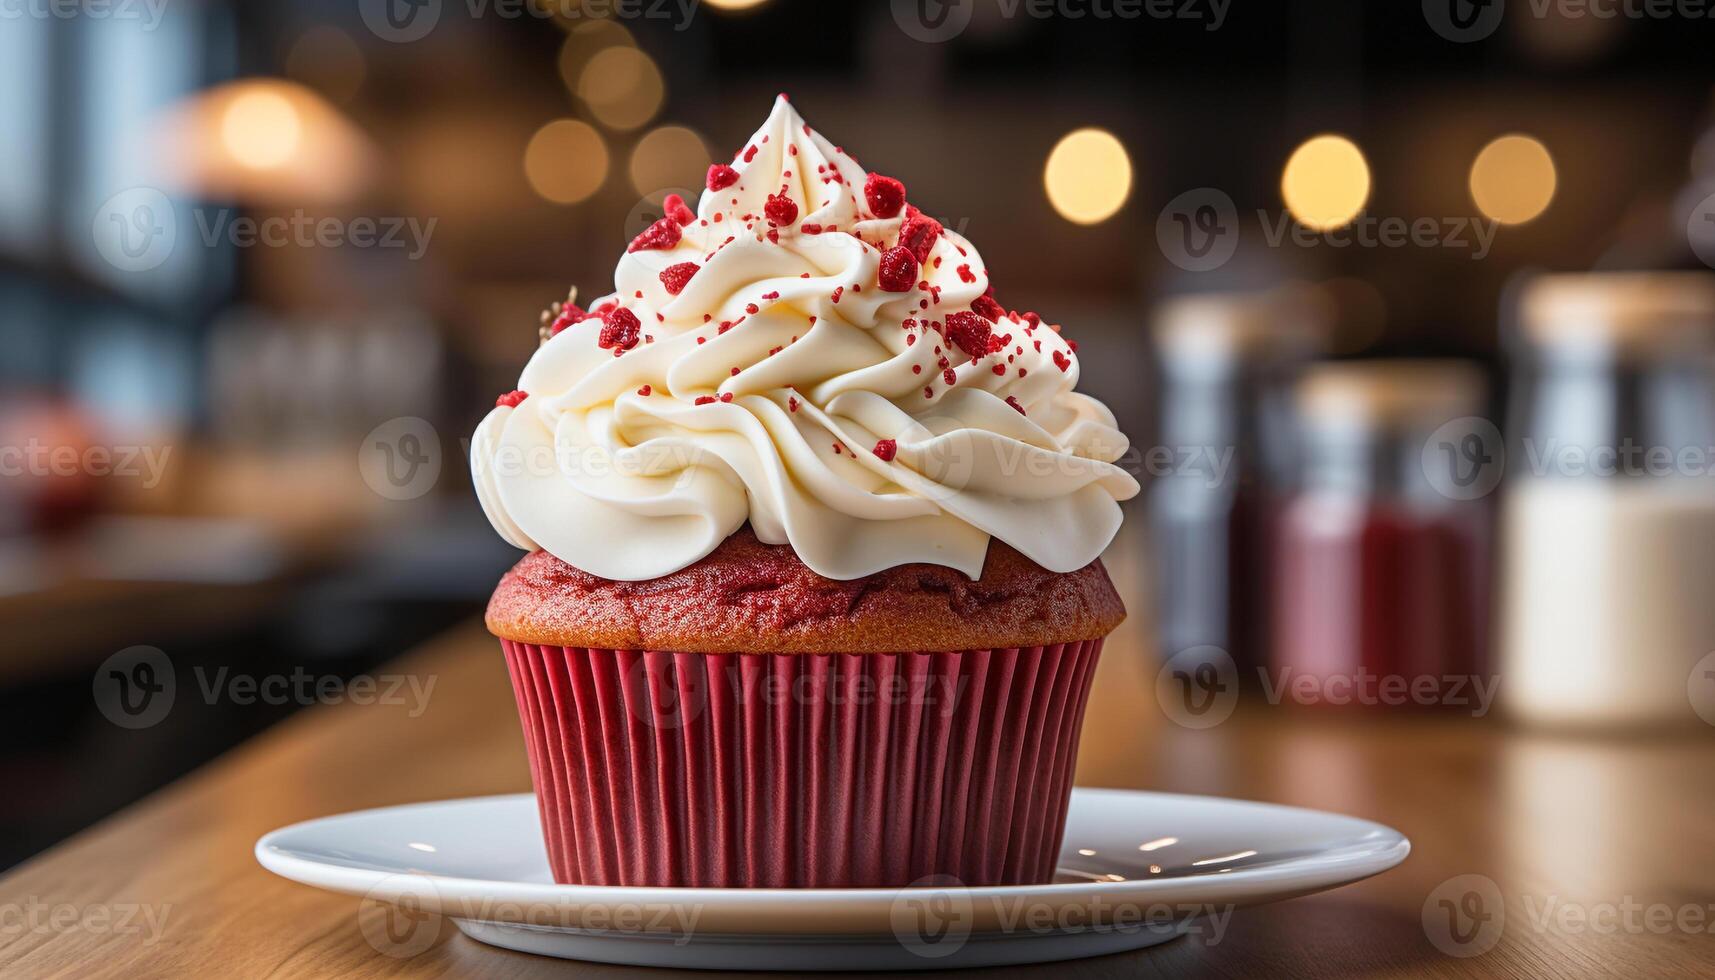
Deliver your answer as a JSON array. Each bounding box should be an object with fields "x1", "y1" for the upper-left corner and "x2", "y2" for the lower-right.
[{"x1": 3, "y1": 537, "x2": 1714, "y2": 978}]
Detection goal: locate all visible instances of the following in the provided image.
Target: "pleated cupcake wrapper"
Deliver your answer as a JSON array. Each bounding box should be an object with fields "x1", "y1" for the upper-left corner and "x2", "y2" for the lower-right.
[{"x1": 499, "y1": 639, "x2": 1104, "y2": 888}]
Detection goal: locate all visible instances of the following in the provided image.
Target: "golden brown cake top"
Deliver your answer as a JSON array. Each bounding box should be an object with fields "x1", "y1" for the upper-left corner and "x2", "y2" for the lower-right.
[{"x1": 486, "y1": 527, "x2": 1125, "y2": 653}]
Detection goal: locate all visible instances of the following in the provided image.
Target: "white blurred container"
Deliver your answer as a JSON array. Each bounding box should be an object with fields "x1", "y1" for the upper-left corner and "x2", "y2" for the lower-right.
[{"x1": 1499, "y1": 272, "x2": 1715, "y2": 728}]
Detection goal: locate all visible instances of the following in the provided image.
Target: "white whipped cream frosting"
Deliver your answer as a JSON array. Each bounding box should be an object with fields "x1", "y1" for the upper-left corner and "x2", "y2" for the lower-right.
[{"x1": 473, "y1": 96, "x2": 1138, "y2": 581}]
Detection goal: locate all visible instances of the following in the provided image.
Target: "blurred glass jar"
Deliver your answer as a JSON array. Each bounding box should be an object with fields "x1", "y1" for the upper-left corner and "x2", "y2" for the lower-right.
[
  {"x1": 1271, "y1": 362, "x2": 1494, "y2": 709},
  {"x1": 1147, "y1": 290, "x2": 1324, "y2": 677},
  {"x1": 1500, "y1": 272, "x2": 1715, "y2": 728}
]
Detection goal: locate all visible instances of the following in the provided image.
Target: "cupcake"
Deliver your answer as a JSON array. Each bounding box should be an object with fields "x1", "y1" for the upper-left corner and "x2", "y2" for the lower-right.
[{"x1": 472, "y1": 96, "x2": 1138, "y2": 888}]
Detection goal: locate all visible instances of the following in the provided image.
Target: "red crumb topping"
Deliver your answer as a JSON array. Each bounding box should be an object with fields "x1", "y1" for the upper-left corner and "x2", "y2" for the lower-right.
[
  {"x1": 864, "y1": 173, "x2": 906, "y2": 219},
  {"x1": 1006, "y1": 395, "x2": 1027, "y2": 415},
  {"x1": 663, "y1": 194, "x2": 695, "y2": 227},
  {"x1": 637, "y1": 385, "x2": 653, "y2": 396},
  {"x1": 764, "y1": 191, "x2": 798, "y2": 227},
  {"x1": 1053, "y1": 350, "x2": 1071, "y2": 372},
  {"x1": 707, "y1": 164, "x2": 739, "y2": 191},
  {"x1": 877, "y1": 246, "x2": 918, "y2": 293},
  {"x1": 957, "y1": 264, "x2": 976, "y2": 284},
  {"x1": 898, "y1": 208, "x2": 942, "y2": 263},
  {"x1": 946, "y1": 311, "x2": 993, "y2": 358},
  {"x1": 972, "y1": 295, "x2": 1006, "y2": 323},
  {"x1": 548, "y1": 303, "x2": 586, "y2": 336},
  {"x1": 659, "y1": 262, "x2": 699, "y2": 295},
  {"x1": 942, "y1": 368, "x2": 957, "y2": 386},
  {"x1": 597, "y1": 308, "x2": 642, "y2": 352},
  {"x1": 495, "y1": 389, "x2": 528, "y2": 408},
  {"x1": 628, "y1": 217, "x2": 682, "y2": 253},
  {"x1": 695, "y1": 395, "x2": 717, "y2": 405},
  {"x1": 873, "y1": 438, "x2": 898, "y2": 461}
]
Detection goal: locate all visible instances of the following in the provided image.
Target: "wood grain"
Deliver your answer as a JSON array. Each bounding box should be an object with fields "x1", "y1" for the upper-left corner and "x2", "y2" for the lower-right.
[{"x1": 2, "y1": 533, "x2": 1713, "y2": 978}]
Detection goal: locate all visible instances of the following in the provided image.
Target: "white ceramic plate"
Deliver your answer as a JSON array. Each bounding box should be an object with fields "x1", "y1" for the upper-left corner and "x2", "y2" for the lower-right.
[{"x1": 256, "y1": 788, "x2": 1408, "y2": 971}]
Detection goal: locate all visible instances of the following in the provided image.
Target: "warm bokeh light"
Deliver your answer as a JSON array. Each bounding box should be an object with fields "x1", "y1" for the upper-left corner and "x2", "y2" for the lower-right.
[
  {"x1": 1470, "y1": 134, "x2": 1556, "y2": 225},
  {"x1": 629, "y1": 126, "x2": 710, "y2": 196},
  {"x1": 1043, "y1": 128, "x2": 1133, "y2": 225},
  {"x1": 284, "y1": 26, "x2": 365, "y2": 105},
  {"x1": 557, "y1": 19, "x2": 635, "y2": 94},
  {"x1": 1281, "y1": 134, "x2": 1370, "y2": 231},
  {"x1": 577, "y1": 46, "x2": 664, "y2": 131},
  {"x1": 702, "y1": 0, "x2": 771, "y2": 9},
  {"x1": 221, "y1": 89, "x2": 302, "y2": 169},
  {"x1": 524, "y1": 119, "x2": 609, "y2": 204}
]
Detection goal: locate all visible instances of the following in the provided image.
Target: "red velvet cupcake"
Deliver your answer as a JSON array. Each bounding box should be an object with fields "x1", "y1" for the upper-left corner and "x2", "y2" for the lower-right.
[{"x1": 470, "y1": 96, "x2": 1138, "y2": 888}]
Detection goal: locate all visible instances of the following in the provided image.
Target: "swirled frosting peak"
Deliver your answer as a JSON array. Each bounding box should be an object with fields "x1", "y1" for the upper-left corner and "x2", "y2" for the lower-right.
[{"x1": 473, "y1": 95, "x2": 1138, "y2": 581}]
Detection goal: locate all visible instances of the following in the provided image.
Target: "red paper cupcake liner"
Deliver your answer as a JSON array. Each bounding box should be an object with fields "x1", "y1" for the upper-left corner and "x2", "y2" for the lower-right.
[{"x1": 498, "y1": 640, "x2": 1104, "y2": 888}]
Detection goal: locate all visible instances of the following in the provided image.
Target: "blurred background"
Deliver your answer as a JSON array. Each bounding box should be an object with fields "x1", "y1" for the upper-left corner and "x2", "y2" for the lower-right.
[{"x1": 5, "y1": 0, "x2": 1715, "y2": 870}]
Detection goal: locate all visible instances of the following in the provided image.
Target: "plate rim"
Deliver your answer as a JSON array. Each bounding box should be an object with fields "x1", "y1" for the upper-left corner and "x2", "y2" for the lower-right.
[{"x1": 256, "y1": 787, "x2": 1410, "y2": 935}]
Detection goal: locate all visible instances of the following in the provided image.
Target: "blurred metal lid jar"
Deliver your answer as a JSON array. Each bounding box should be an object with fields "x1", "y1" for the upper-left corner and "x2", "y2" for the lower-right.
[
  {"x1": 1271, "y1": 361, "x2": 1494, "y2": 710},
  {"x1": 1500, "y1": 271, "x2": 1715, "y2": 728}
]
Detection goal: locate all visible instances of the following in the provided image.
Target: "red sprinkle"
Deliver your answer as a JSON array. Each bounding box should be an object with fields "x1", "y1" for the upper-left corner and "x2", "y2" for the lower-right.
[
  {"x1": 743, "y1": 145, "x2": 758, "y2": 163},
  {"x1": 598, "y1": 308, "x2": 642, "y2": 352},
  {"x1": 707, "y1": 164, "x2": 739, "y2": 191},
  {"x1": 801, "y1": 222, "x2": 824, "y2": 235},
  {"x1": 942, "y1": 368, "x2": 957, "y2": 386},
  {"x1": 877, "y1": 246, "x2": 918, "y2": 293},
  {"x1": 1006, "y1": 395, "x2": 1027, "y2": 416},
  {"x1": 659, "y1": 262, "x2": 699, "y2": 295},
  {"x1": 695, "y1": 395, "x2": 717, "y2": 405},
  {"x1": 946, "y1": 311, "x2": 993, "y2": 358},
  {"x1": 495, "y1": 389, "x2": 527, "y2": 408},
  {"x1": 628, "y1": 217, "x2": 682, "y2": 253},
  {"x1": 972, "y1": 295, "x2": 1006, "y2": 322},
  {"x1": 1053, "y1": 350, "x2": 1071, "y2": 372},
  {"x1": 956, "y1": 264, "x2": 976, "y2": 284},
  {"x1": 764, "y1": 191, "x2": 798, "y2": 227},
  {"x1": 721, "y1": 391, "x2": 734, "y2": 402},
  {"x1": 637, "y1": 385, "x2": 653, "y2": 396},
  {"x1": 898, "y1": 208, "x2": 942, "y2": 263},
  {"x1": 864, "y1": 173, "x2": 906, "y2": 218},
  {"x1": 548, "y1": 303, "x2": 586, "y2": 336},
  {"x1": 789, "y1": 396, "x2": 800, "y2": 412},
  {"x1": 663, "y1": 193, "x2": 696, "y2": 226},
  {"x1": 873, "y1": 438, "x2": 898, "y2": 461}
]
